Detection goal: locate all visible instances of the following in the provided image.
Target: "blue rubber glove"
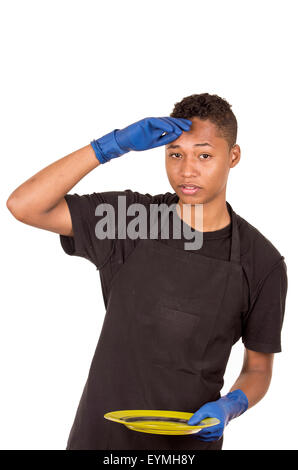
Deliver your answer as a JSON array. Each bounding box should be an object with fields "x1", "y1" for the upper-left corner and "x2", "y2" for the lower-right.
[
  {"x1": 90, "y1": 116, "x2": 192, "y2": 164},
  {"x1": 187, "y1": 389, "x2": 249, "y2": 442}
]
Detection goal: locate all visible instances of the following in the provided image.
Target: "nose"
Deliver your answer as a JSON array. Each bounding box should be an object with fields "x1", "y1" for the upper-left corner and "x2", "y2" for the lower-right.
[{"x1": 180, "y1": 157, "x2": 199, "y2": 178}]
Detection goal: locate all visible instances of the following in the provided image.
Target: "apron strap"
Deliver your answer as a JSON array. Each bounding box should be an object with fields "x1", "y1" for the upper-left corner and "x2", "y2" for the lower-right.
[
  {"x1": 152, "y1": 197, "x2": 241, "y2": 265},
  {"x1": 227, "y1": 201, "x2": 241, "y2": 264}
]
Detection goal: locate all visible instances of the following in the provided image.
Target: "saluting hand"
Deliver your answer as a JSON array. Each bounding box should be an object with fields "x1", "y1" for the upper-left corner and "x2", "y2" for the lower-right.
[{"x1": 91, "y1": 116, "x2": 192, "y2": 164}]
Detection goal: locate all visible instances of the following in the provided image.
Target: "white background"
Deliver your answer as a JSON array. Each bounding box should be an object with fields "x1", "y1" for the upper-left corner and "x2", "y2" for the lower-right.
[{"x1": 1, "y1": 0, "x2": 297, "y2": 450}]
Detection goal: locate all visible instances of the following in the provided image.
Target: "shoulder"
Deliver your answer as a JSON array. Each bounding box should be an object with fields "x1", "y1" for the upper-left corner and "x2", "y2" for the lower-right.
[
  {"x1": 123, "y1": 189, "x2": 178, "y2": 206},
  {"x1": 236, "y1": 211, "x2": 284, "y2": 262},
  {"x1": 233, "y1": 208, "x2": 286, "y2": 300},
  {"x1": 90, "y1": 189, "x2": 178, "y2": 207}
]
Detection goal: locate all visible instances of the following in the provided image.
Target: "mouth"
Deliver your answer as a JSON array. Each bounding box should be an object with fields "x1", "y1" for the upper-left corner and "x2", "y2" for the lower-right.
[{"x1": 178, "y1": 184, "x2": 202, "y2": 195}]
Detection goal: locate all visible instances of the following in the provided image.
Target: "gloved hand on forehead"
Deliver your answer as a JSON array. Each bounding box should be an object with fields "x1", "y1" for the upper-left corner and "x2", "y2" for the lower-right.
[
  {"x1": 187, "y1": 389, "x2": 249, "y2": 442},
  {"x1": 91, "y1": 116, "x2": 192, "y2": 164}
]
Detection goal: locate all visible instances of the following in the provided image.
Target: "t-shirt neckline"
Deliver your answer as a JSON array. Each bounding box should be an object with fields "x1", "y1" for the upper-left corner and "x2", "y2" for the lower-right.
[{"x1": 172, "y1": 196, "x2": 232, "y2": 240}]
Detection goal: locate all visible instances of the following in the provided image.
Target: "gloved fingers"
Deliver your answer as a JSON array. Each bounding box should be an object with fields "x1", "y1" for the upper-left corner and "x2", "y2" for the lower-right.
[
  {"x1": 198, "y1": 423, "x2": 222, "y2": 436},
  {"x1": 196, "y1": 422, "x2": 224, "y2": 441},
  {"x1": 179, "y1": 117, "x2": 193, "y2": 127},
  {"x1": 159, "y1": 116, "x2": 192, "y2": 132},
  {"x1": 146, "y1": 117, "x2": 177, "y2": 134},
  {"x1": 151, "y1": 129, "x2": 183, "y2": 147},
  {"x1": 148, "y1": 117, "x2": 191, "y2": 133},
  {"x1": 161, "y1": 116, "x2": 192, "y2": 131},
  {"x1": 194, "y1": 433, "x2": 221, "y2": 442},
  {"x1": 115, "y1": 116, "x2": 191, "y2": 153},
  {"x1": 187, "y1": 409, "x2": 212, "y2": 426}
]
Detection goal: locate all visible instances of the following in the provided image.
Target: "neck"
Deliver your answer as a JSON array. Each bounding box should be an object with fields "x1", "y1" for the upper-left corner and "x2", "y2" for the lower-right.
[{"x1": 176, "y1": 196, "x2": 231, "y2": 233}]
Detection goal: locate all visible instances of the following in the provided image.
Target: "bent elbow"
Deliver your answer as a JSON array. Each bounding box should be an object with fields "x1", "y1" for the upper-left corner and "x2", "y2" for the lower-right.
[{"x1": 6, "y1": 196, "x2": 26, "y2": 221}]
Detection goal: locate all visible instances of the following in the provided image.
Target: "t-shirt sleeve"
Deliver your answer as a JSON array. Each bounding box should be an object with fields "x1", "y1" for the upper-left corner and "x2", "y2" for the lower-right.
[
  {"x1": 241, "y1": 257, "x2": 288, "y2": 353},
  {"x1": 59, "y1": 188, "x2": 174, "y2": 270},
  {"x1": 59, "y1": 191, "x2": 116, "y2": 269}
]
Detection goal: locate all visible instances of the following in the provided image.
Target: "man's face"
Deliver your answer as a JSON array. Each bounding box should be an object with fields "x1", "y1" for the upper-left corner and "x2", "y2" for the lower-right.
[{"x1": 165, "y1": 117, "x2": 240, "y2": 205}]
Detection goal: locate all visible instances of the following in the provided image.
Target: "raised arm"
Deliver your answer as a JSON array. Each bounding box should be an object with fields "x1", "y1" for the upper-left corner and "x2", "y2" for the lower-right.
[
  {"x1": 6, "y1": 144, "x2": 100, "y2": 236},
  {"x1": 6, "y1": 117, "x2": 191, "y2": 237}
]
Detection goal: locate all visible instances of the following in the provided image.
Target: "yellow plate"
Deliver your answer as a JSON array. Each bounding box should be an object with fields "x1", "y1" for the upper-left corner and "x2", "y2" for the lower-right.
[{"x1": 104, "y1": 409, "x2": 220, "y2": 435}]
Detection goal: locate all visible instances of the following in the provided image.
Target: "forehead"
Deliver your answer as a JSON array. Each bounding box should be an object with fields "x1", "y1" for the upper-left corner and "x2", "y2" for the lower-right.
[
  {"x1": 188, "y1": 117, "x2": 219, "y2": 137},
  {"x1": 167, "y1": 117, "x2": 225, "y2": 149}
]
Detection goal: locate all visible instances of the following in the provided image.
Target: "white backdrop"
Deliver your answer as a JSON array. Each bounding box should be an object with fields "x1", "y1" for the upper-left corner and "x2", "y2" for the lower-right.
[{"x1": 1, "y1": 0, "x2": 297, "y2": 450}]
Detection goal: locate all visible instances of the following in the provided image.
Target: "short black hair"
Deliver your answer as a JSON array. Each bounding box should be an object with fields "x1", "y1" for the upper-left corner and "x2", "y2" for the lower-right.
[{"x1": 170, "y1": 93, "x2": 237, "y2": 151}]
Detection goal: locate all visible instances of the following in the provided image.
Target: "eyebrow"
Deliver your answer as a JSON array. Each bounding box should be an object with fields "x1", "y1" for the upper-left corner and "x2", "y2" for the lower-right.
[{"x1": 166, "y1": 142, "x2": 214, "y2": 149}]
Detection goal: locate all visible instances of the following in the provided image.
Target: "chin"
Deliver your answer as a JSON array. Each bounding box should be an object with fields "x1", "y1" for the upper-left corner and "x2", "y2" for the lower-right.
[
  {"x1": 177, "y1": 191, "x2": 205, "y2": 205},
  {"x1": 181, "y1": 198, "x2": 204, "y2": 206}
]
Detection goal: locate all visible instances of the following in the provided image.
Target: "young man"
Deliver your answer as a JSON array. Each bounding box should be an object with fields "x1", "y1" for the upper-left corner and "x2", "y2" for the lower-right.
[{"x1": 6, "y1": 93, "x2": 287, "y2": 450}]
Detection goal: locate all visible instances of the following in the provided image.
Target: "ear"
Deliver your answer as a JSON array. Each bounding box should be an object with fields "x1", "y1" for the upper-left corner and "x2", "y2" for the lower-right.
[{"x1": 230, "y1": 144, "x2": 241, "y2": 168}]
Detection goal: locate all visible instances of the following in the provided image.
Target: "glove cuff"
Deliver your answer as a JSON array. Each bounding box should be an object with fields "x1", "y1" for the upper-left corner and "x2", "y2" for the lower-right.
[
  {"x1": 90, "y1": 129, "x2": 127, "y2": 164},
  {"x1": 224, "y1": 389, "x2": 249, "y2": 421}
]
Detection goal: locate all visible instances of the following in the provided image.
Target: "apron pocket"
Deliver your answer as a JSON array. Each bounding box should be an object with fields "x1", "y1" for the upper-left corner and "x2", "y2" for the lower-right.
[{"x1": 140, "y1": 300, "x2": 207, "y2": 375}]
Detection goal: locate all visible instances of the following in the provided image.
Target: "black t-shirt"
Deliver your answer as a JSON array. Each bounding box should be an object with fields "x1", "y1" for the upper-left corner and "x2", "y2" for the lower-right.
[{"x1": 60, "y1": 189, "x2": 288, "y2": 354}]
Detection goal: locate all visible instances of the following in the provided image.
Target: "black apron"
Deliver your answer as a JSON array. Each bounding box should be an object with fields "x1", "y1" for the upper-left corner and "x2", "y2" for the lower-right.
[{"x1": 66, "y1": 201, "x2": 245, "y2": 450}]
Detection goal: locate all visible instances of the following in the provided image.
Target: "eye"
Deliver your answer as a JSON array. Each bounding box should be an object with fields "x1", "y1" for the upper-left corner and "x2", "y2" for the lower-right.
[
  {"x1": 199, "y1": 154, "x2": 211, "y2": 160},
  {"x1": 169, "y1": 152, "x2": 182, "y2": 158},
  {"x1": 168, "y1": 152, "x2": 212, "y2": 160}
]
